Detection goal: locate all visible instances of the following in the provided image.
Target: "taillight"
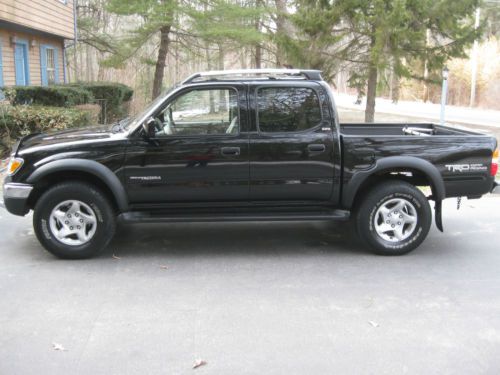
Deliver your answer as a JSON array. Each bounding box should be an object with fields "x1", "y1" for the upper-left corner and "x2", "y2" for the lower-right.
[{"x1": 492, "y1": 149, "x2": 499, "y2": 176}]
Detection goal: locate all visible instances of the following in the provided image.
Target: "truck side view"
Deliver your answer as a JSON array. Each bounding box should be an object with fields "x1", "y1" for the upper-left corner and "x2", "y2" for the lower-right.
[{"x1": 3, "y1": 69, "x2": 499, "y2": 259}]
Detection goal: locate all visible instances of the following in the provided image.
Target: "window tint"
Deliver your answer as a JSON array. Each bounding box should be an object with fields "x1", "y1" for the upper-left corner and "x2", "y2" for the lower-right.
[
  {"x1": 154, "y1": 88, "x2": 239, "y2": 137},
  {"x1": 257, "y1": 87, "x2": 322, "y2": 133}
]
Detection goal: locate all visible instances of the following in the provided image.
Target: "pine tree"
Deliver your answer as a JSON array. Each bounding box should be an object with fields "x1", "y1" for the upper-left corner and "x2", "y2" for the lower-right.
[{"x1": 290, "y1": 0, "x2": 482, "y2": 122}]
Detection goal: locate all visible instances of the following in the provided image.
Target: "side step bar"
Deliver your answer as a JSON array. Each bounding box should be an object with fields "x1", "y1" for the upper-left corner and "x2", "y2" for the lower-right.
[{"x1": 118, "y1": 209, "x2": 350, "y2": 224}]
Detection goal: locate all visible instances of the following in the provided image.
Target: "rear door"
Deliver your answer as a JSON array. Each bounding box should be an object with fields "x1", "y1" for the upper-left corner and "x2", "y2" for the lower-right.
[{"x1": 248, "y1": 82, "x2": 336, "y2": 201}]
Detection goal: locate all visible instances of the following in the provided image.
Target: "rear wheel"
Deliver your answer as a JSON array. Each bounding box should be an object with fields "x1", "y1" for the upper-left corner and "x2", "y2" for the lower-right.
[
  {"x1": 33, "y1": 182, "x2": 116, "y2": 259},
  {"x1": 356, "y1": 181, "x2": 432, "y2": 255}
]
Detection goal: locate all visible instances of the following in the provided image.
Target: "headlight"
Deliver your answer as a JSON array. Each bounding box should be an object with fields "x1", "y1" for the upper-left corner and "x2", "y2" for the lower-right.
[{"x1": 7, "y1": 157, "x2": 24, "y2": 176}]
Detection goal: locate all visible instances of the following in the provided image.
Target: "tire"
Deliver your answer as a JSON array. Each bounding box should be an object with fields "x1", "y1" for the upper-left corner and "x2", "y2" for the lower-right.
[
  {"x1": 33, "y1": 181, "x2": 116, "y2": 259},
  {"x1": 356, "y1": 180, "x2": 432, "y2": 256}
]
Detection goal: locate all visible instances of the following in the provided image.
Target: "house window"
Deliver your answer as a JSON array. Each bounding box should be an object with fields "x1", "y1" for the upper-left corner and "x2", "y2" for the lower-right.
[
  {"x1": 40, "y1": 44, "x2": 59, "y2": 86},
  {"x1": 46, "y1": 48, "x2": 56, "y2": 85}
]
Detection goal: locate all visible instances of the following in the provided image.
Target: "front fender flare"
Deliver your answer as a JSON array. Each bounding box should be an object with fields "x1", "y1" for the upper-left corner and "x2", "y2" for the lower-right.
[{"x1": 26, "y1": 159, "x2": 128, "y2": 212}]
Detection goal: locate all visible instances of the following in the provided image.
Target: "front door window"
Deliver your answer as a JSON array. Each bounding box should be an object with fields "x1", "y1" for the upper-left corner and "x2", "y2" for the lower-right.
[{"x1": 152, "y1": 88, "x2": 239, "y2": 137}]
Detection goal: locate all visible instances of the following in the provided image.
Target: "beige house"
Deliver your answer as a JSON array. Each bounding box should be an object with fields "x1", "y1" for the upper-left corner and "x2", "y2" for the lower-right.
[{"x1": 0, "y1": 0, "x2": 75, "y2": 87}]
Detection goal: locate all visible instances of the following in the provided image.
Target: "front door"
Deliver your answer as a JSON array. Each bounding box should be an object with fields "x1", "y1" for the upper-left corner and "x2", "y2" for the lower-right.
[
  {"x1": 14, "y1": 42, "x2": 29, "y2": 86},
  {"x1": 124, "y1": 85, "x2": 249, "y2": 204},
  {"x1": 249, "y1": 83, "x2": 336, "y2": 202}
]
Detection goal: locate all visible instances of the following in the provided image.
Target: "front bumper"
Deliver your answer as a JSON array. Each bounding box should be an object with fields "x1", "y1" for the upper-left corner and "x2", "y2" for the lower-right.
[
  {"x1": 2, "y1": 183, "x2": 33, "y2": 216},
  {"x1": 492, "y1": 180, "x2": 500, "y2": 194}
]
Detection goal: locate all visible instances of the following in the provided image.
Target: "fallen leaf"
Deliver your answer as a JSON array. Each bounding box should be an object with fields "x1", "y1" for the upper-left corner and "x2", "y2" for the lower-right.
[
  {"x1": 193, "y1": 359, "x2": 207, "y2": 369},
  {"x1": 52, "y1": 342, "x2": 66, "y2": 351},
  {"x1": 368, "y1": 321, "x2": 379, "y2": 328},
  {"x1": 112, "y1": 254, "x2": 121, "y2": 260}
]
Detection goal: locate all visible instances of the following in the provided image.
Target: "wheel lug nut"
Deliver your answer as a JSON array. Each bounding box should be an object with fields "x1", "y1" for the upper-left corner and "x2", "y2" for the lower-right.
[
  {"x1": 67, "y1": 214, "x2": 71, "y2": 218},
  {"x1": 391, "y1": 224, "x2": 395, "y2": 228},
  {"x1": 77, "y1": 226, "x2": 81, "y2": 229},
  {"x1": 65, "y1": 221, "x2": 69, "y2": 224},
  {"x1": 386, "y1": 220, "x2": 390, "y2": 224},
  {"x1": 70, "y1": 226, "x2": 73, "y2": 230},
  {"x1": 399, "y1": 215, "x2": 403, "y2": 218},
  {"x1": 75, "y1": 213, "x2": 79, "y2": 217},
  {"x1": 80, "y1": 219, "x2": 83, "y2": 223},
  {"x1": 397, "y1": 222, "x2": 401, "y2": 225}
]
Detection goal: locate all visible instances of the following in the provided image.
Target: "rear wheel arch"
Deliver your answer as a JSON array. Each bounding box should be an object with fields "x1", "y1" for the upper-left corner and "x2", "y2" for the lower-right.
[
  {"x1": 344, "y1": 156, "x2": 445, "y2": 209},
  {"x1": 26, "y1": 159, "x2": 128, "y2": 213}
]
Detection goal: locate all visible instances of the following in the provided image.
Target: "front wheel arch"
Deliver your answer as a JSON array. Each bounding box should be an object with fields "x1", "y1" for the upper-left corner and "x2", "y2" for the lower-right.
[{"x1": 26, "y1": 159, "x2": 128, "y2": 213}]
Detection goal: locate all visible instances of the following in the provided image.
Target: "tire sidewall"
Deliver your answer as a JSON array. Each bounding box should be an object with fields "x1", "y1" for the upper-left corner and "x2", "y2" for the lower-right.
[
  {"x1": 34, "y1": 183, "x2": 115, "y2": 259},
  {"x1": 358, "y1": 182, "x2": 432, "y2": 255}
]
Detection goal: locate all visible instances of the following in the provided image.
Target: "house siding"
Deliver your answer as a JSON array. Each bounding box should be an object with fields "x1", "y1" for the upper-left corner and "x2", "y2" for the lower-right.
[
  {"x1": 0, "y1": 0, "x2": 74, "y2": 39},
  {"x1": 0, "y1": 30, "x2": 65, "y2": 86}
]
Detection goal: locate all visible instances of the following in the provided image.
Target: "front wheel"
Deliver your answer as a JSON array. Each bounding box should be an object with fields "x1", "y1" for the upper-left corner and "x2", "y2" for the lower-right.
[
  {"x1": 33, "y1": 182, "x2": 116, "y2": 259},
  {"x1": 356, "y1": 181, "x2": 432, "y2": 255}
]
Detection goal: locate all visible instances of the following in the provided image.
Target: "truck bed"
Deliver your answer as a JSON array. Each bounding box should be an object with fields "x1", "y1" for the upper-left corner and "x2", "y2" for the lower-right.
[
  {"x1": 339, "y1": 122, "x2": 497, "y2": 201},
  {"x1": 340, "y1": 122, "x2": 485, "y2": 137}
]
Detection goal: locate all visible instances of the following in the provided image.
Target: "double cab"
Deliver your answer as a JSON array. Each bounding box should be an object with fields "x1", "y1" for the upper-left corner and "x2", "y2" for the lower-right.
[{"x1": 3, "y1": 69, "x2": 499, "y2": 258}]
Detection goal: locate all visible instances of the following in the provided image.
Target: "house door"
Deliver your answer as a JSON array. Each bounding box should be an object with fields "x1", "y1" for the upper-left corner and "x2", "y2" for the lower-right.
[{"x1": 14, "y1": 42, "x2": 29, "y2": 86}]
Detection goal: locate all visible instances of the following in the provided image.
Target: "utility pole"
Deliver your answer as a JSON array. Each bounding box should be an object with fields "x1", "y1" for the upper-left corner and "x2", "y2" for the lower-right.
[
  {"x1": 440, "y1": 67, "x2": 449, "y2": 126},
  {"x1": 423, "y1": 29, "x2": 431, "y2": 102},
  {"x1": 469, "y1": 7, "x2": 481, "y2": 107}
]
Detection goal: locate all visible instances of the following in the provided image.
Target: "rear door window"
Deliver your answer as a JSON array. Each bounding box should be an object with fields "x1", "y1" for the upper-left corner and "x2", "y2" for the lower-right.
[{"x1": 257, "y1": 87, "x2": 322, "y2": 133}]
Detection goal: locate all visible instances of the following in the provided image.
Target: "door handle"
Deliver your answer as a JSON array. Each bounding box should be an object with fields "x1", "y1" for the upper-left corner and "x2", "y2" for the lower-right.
[
  {"x1": 221, "y1": 147, "x2": 240, "y2": 156},
  {"x1": 307, "y1": 144, "x2": 326, "y2": 153}
]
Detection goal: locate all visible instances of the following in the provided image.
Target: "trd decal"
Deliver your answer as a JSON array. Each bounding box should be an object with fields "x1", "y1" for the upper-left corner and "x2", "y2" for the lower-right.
[{"x1": 445, "y1": 164, "x2": 487, "y2": 173}]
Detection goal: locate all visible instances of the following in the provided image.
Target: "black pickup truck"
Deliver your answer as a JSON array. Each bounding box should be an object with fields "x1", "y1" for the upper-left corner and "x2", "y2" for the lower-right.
[{"x1": 3, "y1": 69, "x2": 499, "y2": 259}]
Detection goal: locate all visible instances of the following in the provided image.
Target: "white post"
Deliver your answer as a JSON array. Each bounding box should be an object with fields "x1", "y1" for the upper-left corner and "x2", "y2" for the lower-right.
[
  {"x1": 470, "y1": 7, "x2": 481, "y2": 107},
  {"x1": 440, "y1": 67, "x2": 449, "y2": 126}
]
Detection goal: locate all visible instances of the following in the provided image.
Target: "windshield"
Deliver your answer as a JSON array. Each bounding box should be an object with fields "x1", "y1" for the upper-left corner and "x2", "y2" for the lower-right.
[{"x1": 124, "y1": 85, "x2": 178, "y2": 131}]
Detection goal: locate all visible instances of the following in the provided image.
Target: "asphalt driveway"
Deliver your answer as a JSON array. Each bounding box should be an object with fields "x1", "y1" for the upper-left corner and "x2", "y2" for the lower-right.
[{"x1": 1, "y1": 196, "x2": 500, "y2": 374}]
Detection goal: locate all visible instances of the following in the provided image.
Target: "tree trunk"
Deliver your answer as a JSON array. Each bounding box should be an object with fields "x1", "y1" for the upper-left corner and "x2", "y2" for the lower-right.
[
  {"x1": 152, "y1": 25, "x2": 171, "y2": 99},
  {"x1": 218, "y1": 44, "x2": 227, "y2": 112},
  {"x1": 365, "y1": 65, "x2": 378, "y2": 122},
  {"x1": 255, "y1": 45, "x2": 262, "y2": 68},
  {"x1": 254, "y1": 0, "x2": 262, "y2": 68},
  {"x1": 274, "y1": 0, "x2": 292, "y2": 66}
]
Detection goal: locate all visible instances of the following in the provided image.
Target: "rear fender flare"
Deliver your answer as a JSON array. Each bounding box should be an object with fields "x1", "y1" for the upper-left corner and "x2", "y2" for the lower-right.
[
  {"x1": 26, "y1": 159, "x2": 128, "y2": 212},
  {"x1": 343, "y1": 156, "x2": 446, "y2": 208}
]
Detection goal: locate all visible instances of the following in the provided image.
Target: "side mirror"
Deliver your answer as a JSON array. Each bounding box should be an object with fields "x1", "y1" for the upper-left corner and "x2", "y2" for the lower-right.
[{"x1": 142, "y1": 117, "x2": 156, "y2": 139}]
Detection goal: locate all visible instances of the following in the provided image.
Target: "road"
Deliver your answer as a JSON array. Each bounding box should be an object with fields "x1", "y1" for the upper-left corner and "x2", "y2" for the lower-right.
[{"x1": 1, "y1": 196, "x2": 500, "y2": 374}]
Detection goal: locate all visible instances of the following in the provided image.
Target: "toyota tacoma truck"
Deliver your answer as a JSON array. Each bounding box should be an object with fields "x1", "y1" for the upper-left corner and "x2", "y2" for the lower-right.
[{"x1": 2, "y1": 69, "x2": 499, "y2": 259}]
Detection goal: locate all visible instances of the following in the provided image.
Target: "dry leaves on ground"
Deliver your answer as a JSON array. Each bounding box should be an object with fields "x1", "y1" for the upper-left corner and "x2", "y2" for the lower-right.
[
  {"x1": 193, "y1": 359, "x2": 207, "y2": 369},
  {"x1": 52, "y1": 342, "x2": 66, "y2": 351}
]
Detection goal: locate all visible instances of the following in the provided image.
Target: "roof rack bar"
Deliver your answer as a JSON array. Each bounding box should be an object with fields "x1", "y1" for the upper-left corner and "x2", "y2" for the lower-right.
[{"x1": 181, "y1": 69, "x2": 323, "y2": 84}]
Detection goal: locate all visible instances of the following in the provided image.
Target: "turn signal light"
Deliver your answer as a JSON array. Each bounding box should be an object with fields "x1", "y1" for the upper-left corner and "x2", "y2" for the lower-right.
[
  {"x1": 7, "y1": 157, "x2": 24, "y2": 176},
  {"x1": 491, "y1": 149, "x2": 499, "y2": 176}
]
